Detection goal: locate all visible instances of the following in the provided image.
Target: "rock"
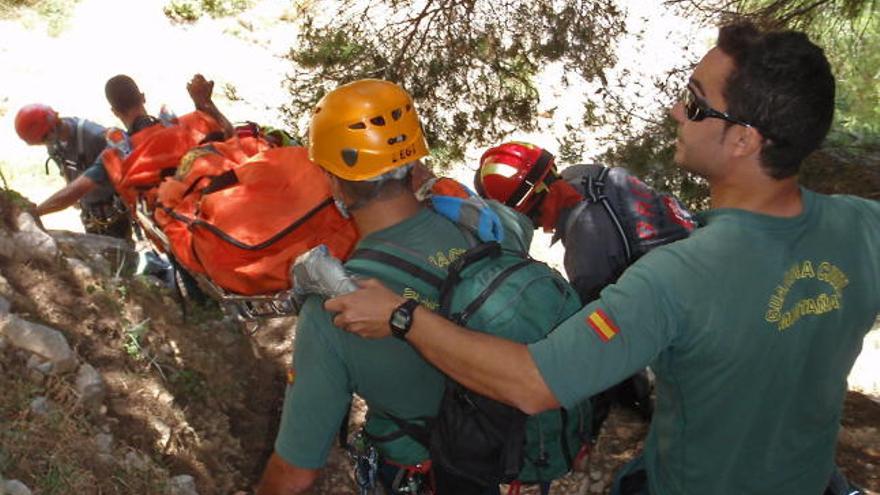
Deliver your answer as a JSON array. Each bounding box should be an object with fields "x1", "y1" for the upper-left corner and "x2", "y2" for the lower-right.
[
  {"x1": 0, "y1": 335, "x2": 6, "y2": 351},
  {"x1": 66, "y1": 258, "x2": 95, "y2": 284},
  {"x1": 589, "y1": 480, "x2": 606, "y2": 494},
  {"x1": 0, "y1": 231, "x2": 17, "y2": 259},
  {"x1": 12, "y1": 212, "x2": 58, "y2": 262},
  {"x1": 3, "y1": 479, "x2": 33, "y2": 495},
  {"x1": 0, "y1": 296, "x2": 10, "y2": 316},
  {"x1": 1, "y1": 316, "x2": 76, "y2": 374},
  {"x1": 89, "y1": 257, "x2": 113, "y2": 278},
  {"x1": 49, "y1": 231, "x2": 135, "y2": 277},
  {"x1": 168, "y1": 475, "x2": 199, "y2": 495},
  {"x1": 148, "y1": 417, "x2": 172, "y2": 449},
  {"x1": 215, "y1": 328, "x2": 238, "y2": 347},
  {"x1": 94, "y1": 433, "x2": 113, "y2": 454},
  {"x1": 589, "y1": 469, "x2": 603, "y2": 481},
  {"x1": 75, "y1": 363, "x2": 106, "y2": 412},
  {"x1": 123, "y1": 451, "x2": 150, "y2": 472},
  {"x1": 29, "y1": 396, "x2": 52, "y2": 416},
  {"x1": 0, "y1": 274, "x2": 12, "y2": 298},
  {"x1": 26, "y1": 369, "x2": 45, "y2": 385},
  {"x1": 26, "y1": 354, "x2": 53, "y2": 375}
]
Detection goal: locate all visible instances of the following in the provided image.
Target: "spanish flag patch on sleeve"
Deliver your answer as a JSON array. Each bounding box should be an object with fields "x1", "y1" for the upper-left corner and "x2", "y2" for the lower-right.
[{"x1": 586, "y1": 309, "x2": 620, "y2": 342}]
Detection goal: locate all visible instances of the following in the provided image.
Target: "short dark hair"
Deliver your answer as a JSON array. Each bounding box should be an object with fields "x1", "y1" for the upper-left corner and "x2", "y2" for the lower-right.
[
  {"x1": 105, "y1": 75, "x2": 143, "y2": 113},
  {"x1": 717, "y1": 22, "x2": 835, "y2": 179}
]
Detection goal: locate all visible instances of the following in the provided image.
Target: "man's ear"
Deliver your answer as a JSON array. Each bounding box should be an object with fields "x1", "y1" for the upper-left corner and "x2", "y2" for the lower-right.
[
  {"x1": 139, "y1": 92, "x2": 146, "y2": 105},
  {"x1": 731, "y1": 125, "x2": 764, "y2": 159}
]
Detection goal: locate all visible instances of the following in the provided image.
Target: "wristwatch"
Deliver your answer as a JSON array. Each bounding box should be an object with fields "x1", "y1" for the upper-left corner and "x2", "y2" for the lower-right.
[{"x1": 389, "y1": 298, "x2": 420, "y2": 341}]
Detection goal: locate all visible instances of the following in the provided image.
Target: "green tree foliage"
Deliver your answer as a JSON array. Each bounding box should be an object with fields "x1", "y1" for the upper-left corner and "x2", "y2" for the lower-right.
[
  {"x1": 163, "y1": 0, "x2": 251, "y2": 23},
  {"x1": 282, "y1": 0, "x2": 625, "y2": 163},
  {"x1": 0, "y1": 0, "x2": 82, "y2": 35}
]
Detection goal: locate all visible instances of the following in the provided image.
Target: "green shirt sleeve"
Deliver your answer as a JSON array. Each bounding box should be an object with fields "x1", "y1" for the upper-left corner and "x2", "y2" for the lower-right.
[
  {"x1": 850, "y1": 196, "x2": 880, "y2": 313},
  {"x1": 274, "y1": 296, "x2": 352, "y2": 469},
  {"x1": 528, "y1": 251, "x2": 680, "y2": 410}
]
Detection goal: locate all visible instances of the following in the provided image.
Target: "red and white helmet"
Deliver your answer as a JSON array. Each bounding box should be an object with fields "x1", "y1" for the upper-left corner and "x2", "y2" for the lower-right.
[
  {"x1": 15, "y1": 104, "x2": 59, "y2": 145},
  {"x1": 475, "y1": 141, "x2": 556, "y2": 214}
]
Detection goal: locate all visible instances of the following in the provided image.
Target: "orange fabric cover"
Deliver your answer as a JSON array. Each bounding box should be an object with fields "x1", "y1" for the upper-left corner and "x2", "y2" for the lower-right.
[
  {"x1": 157, "y1": 145, "x2": 359, "y2": 295},
  {"x1": 102, "y1": 111, "x2": 222, "y2": 208},
  {"x1": 430, "y1": 177, "x2": 472, "y2": 199},
  {"x1": 155, "y1": 147, "x2": 233, "y2": 273},
  {"x1": 155, "y1": 136, "x2": 271, "y2": 274}
]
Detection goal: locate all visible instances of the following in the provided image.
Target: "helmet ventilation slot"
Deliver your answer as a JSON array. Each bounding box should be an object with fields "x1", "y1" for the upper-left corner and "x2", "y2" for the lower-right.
[
  {"x1": 387, "y1": 134, "x2": 406, "y2": 145},
  {"x1": 341, "y1": 148, "x2": 359, "y2": 166}
]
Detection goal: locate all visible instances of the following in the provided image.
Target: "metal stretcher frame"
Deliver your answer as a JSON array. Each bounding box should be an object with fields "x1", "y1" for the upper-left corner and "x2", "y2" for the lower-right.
[{"x1": 135, "y1": 196, "x2": 302, "y2": 322}]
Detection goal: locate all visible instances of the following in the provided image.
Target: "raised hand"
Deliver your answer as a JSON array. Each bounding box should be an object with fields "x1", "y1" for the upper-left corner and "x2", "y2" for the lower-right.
[{"x1": 187, "y1": 74, "x2": 214, "y2": 110}]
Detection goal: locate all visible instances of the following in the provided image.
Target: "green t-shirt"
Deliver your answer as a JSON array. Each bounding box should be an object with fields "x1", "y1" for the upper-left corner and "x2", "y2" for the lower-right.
[
  {"x1": 529, "y1": 189, "x2": 880, "y2": 494},
  {"x1": 276, "y1": 204, "x2": 533, "y2": 469}
]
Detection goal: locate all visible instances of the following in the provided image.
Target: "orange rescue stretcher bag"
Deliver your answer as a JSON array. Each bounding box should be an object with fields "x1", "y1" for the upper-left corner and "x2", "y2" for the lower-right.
[
  {"x1": 155, "y1": 145, "x2": 359, "y2": 296},
  {"x1": 102, "y1": 111, "x2": 224, "y2": 210}
]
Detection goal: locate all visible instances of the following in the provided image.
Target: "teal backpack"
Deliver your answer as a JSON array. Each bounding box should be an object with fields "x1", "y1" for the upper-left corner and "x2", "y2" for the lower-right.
[{"x1": 348, "y1": 237, "x2": 592, "y2": 488}]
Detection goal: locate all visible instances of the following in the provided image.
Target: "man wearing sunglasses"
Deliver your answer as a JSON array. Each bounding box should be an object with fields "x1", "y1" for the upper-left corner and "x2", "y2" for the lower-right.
[{"x1": 325, "y1": 21, "x2": 879, "y2": 495}]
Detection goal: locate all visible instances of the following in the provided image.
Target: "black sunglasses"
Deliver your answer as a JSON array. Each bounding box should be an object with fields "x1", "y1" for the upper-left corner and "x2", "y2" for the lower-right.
[
  {"x1": 682, "y1": 87, "x2": 755, "y2": 128},
  {"x1": 681, "y1": 87, "x2": 783, "y2": 144}
]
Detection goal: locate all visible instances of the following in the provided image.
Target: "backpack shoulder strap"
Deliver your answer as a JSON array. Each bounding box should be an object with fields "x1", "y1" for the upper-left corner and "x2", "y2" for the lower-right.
[
  {"x1": 344, "y1": 243, "x2": 443, "y2": 449},
  {"x1": 437, "y1": 241, "x2": 501, "y2": 315},
  {"x1": 581, "y1": 164, "x2": 610, "y2": 203},
  {"x1": 364, "y1": 410, "x2": 433, "y2": 449},
  {"x1": 349, "y1": 248, "x2": 444, "y2": 290},
  {"x1": 451, "y1": 256, "x2": 532, "y2": 326},
  {"x1": 75, "y1": 119, "x2": 86, "y2": 163},
  {"x1": 582, "y1": 166, "x2": 632, "y2": 260}
]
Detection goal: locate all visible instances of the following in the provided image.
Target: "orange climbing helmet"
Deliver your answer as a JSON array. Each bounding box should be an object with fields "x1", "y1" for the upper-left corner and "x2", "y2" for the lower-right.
[
  {"x1": 308, "y1": 79, "x2": 429, "y2": 181},
  {"x1": 15, "y1": 104, "x2": 59, "y2": 145}
]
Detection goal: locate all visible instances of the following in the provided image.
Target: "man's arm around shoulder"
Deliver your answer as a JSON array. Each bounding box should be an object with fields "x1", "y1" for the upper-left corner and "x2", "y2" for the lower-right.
[{"x1": 326, "y1": 279, "x2": 560, "y2": 414}]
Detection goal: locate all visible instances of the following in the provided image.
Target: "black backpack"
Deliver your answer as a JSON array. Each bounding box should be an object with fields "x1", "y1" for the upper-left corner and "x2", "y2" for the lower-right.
[
  {"x1": 559, "y1": 164, "x2": 696, "y2": 303},
  {"x1": 349, "y1": 239, "x2": 590, "y2": 489}
]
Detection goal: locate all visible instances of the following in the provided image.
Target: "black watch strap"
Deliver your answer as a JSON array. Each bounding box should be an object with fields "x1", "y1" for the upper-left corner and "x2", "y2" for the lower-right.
[{"x1": 389, "y1": 298, "x2": 420, "y2": 340}]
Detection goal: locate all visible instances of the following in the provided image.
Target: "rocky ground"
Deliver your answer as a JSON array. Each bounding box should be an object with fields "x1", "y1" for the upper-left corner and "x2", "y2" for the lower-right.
[{"x1": 0, "y1": 190, "x2": 878, "y2": 495}]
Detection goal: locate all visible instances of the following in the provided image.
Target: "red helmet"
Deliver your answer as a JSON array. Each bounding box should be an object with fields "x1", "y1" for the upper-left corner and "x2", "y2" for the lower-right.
[
  {"x1": 15, "y1": 104, "x2": 58, "y2": 145},
  {"x1": 475, "y1": 141, "x2": 556, "y2": 214}
]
